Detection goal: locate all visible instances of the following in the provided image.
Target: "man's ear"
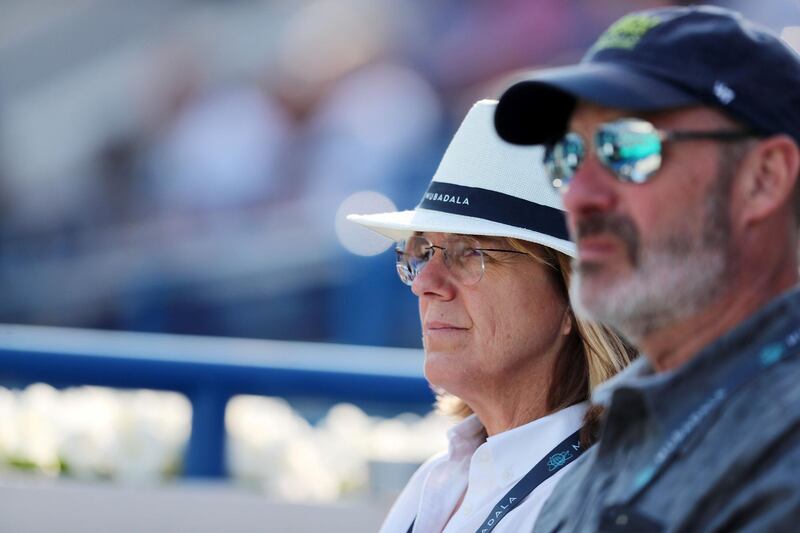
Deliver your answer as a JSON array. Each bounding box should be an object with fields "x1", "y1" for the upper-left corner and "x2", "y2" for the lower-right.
[{"x1": 736, "y1": 135, "x2": 800, "y2": 227}]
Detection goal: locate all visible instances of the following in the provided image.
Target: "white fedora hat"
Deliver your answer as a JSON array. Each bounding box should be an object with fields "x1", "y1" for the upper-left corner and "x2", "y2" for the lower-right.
[{"x1": 347, "y1": 99, "x2": 575, "y2": 257}]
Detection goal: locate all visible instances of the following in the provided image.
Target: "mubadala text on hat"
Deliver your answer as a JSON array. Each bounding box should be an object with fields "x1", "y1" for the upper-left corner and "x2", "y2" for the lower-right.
[{"x1": 424, "y1": 192, "x2": 470, "y2": 205}]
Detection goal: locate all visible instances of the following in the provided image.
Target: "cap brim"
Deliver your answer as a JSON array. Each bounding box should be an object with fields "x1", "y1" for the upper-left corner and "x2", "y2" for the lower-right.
[
  {"x1": 495, "y1": 62, "x2": 701, "y2": 145},
  {"x1": 347, "y1": 208, "x2": 576, "y2": 258}
]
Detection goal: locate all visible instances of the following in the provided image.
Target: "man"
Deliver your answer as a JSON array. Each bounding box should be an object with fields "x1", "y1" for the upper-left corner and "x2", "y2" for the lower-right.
[{"x1": 494, "y1": 5, "x2": 800, "y2": 532}]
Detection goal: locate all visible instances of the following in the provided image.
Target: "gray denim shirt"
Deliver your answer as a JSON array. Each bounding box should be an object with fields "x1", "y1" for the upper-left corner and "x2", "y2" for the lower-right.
[{"x1": 533, "y1": 286, "x2": 800, "y2": 533}]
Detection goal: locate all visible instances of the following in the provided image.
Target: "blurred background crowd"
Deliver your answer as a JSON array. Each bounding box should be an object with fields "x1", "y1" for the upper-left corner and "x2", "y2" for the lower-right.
[
  {"x1": 4, "y1": 0, "x2": 796, "y2": 347},
  {"x1": 0, "y1": 0, "x2": 798, "y2": 505}
]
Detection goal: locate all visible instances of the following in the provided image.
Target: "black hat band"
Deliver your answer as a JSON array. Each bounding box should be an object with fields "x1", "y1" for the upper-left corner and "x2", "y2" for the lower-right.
[{"x1": 418, "y1": 182, "x2": 570, "y2": 241}]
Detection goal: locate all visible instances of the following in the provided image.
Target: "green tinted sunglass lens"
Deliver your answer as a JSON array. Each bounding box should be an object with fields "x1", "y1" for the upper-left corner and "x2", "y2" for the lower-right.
[
  {"x1": 545, "y1": 133, "x2": 584, "y2": 189},
  {"x1": 597, "y1": 120, "x2": 663, "y2": 183}
]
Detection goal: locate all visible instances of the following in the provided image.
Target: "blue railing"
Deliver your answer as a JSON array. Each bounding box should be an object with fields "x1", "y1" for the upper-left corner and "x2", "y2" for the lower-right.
[{"x1": 0, "y1": 324, "x2": 432, "y2": 478}]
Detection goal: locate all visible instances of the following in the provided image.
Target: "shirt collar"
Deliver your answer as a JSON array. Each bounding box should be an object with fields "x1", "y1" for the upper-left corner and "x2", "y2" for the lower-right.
[
  {"x1": 599, "y1": 285, "x2": 800, "y2": 426},
  {"x1": 592, "y1": 355, "x2": 655, "y2": 407},
  {"x1": 445, "y1": 413, "x2": 486, "y2": 461},
  {"x1": 482, "y1": 402, "x2": 588, "y2": 487},
  {"x1": 444, "y1": 403, "x2": 589, "y2": 491}
]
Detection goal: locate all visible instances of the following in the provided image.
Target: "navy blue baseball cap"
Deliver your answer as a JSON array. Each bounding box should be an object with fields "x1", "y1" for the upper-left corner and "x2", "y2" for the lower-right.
[{"x1": 494, "y1": 5, "x2": 800, "y2": 146}]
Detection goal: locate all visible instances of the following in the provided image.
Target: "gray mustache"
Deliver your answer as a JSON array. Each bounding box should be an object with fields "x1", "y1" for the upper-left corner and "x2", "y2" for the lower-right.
[{"x1": 574, "y1": 214, "x2": 640, "y2": 265}]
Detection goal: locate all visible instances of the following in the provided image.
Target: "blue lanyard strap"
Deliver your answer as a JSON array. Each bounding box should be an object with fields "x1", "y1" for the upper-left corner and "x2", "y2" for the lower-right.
[
  {"x1": 407, "y1": 426, "x2": 585, "y2": 533},
  {"x1": 475, "y1": 427, "x2": 584, "y2": 533},
  {"x1": 622, "y1": 323, "x2": 800, "y2": 505}
]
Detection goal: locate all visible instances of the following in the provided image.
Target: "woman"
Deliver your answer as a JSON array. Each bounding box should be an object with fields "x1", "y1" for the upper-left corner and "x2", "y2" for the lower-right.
[{"x1": 348, "y1": 100, "x2": 633, "y2": 532}]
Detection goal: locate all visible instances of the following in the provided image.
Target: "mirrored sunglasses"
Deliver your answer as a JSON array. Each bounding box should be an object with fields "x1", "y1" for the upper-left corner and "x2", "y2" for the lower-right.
[{"x1": 544, "y1": 118, "x2": 755, "y2": 190}]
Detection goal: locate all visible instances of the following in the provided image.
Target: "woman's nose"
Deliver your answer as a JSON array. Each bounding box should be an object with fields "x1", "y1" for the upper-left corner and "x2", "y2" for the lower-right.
[{"x1": 411, "y1": 251, "x2": 455, "y2": 299}]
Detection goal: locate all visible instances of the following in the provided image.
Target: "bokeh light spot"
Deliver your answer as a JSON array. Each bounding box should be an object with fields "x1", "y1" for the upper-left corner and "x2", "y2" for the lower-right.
[{"x1": 335, "y1": 191, "x2": 396, "y2": 256}]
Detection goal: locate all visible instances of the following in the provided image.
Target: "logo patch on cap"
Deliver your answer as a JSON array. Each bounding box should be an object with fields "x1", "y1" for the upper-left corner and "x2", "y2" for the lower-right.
[
  {"x1": 713, "y1": 81, "x2": 735, "y2": 104},
  {"x1": 588, "y1": 14, "x2": 662, "y2": 55}
]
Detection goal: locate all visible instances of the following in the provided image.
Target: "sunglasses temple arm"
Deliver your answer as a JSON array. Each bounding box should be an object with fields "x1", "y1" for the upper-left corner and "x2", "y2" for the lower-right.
[{"x1": 664, "y1": 130, "x2": 757, "y2": 142}]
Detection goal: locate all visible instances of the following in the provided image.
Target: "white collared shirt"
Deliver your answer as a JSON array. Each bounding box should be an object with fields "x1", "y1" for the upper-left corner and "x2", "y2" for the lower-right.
[{"x1": 379, "y1": 402, "x2": 589, "y2": 533}]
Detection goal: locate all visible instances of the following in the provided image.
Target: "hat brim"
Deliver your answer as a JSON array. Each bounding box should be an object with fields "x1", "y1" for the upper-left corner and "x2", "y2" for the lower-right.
[
  {"x1": 347, "y1": 208, "x2": 576, "y2": 257},
  {"x1": 495, "y1": 62, "x2": 701, "y2": 145}
]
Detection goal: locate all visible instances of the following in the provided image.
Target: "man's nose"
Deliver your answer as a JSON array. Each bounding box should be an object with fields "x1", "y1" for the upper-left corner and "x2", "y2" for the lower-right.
[{"x1": 562, "y1": 153, "x2": 618, "y2": 223}]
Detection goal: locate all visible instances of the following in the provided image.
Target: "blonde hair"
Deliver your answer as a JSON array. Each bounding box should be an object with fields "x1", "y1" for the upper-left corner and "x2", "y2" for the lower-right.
[{"x1": 435, "y1": 238, "x2": 635, "y2": 443}]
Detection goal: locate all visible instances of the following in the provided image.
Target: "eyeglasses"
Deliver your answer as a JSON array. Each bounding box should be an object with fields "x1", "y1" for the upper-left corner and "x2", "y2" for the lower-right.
[
  {"x1": 395, "y1": 234, "x2": 526, "y2": 286},
  {"x1": 544, "y1": 118, "x2": 755, "y2": 190}
]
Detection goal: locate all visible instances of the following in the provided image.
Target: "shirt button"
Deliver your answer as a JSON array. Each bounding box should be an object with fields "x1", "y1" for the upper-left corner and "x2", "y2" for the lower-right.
[
  {"x1": 462, "y1": 503, "x2": 474, "y2": 516},
  {"x1": 615, "y1": 514, "x2": 629, "y2": 526},
  {"x1": 475, "y1": 449, "x2": 489, "y2": 463},
  {"x1": 502, "y1": 468, "x2": 513, "y2": 482}
]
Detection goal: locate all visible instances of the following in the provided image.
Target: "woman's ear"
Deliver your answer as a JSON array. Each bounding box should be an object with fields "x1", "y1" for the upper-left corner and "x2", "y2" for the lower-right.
[{"x1": 562, "y1": 308, "x2": 573, "y2": 336}]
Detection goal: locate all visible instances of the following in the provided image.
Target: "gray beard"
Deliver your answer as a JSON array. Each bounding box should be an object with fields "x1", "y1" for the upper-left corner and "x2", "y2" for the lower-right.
[
  {"x1": 570, "y1": 242, "x2": 729, "y2": 343},
  {"x1": 570, "y1": 173, "x2": 734, "y2": 343}
]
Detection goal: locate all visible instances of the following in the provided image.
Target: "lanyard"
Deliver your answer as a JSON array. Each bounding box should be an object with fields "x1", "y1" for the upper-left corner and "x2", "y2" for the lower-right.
[
  {"x1": 407, "y1": 426, "x2": 585, "y2": 533},
  {"x1": 619, "y1": 323, "x2": 800, "y2": 506}
]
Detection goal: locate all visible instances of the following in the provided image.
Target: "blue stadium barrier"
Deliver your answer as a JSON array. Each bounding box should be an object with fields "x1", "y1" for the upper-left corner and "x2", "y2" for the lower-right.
[{"x1": 0, "y1": 324, "x2": 432, "y2": 478}]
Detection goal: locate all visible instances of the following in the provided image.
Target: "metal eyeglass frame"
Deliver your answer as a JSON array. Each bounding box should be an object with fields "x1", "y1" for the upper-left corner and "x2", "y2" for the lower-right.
[{"x1": 395, "y1": 235, "x2": 527, "y2": 286}]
